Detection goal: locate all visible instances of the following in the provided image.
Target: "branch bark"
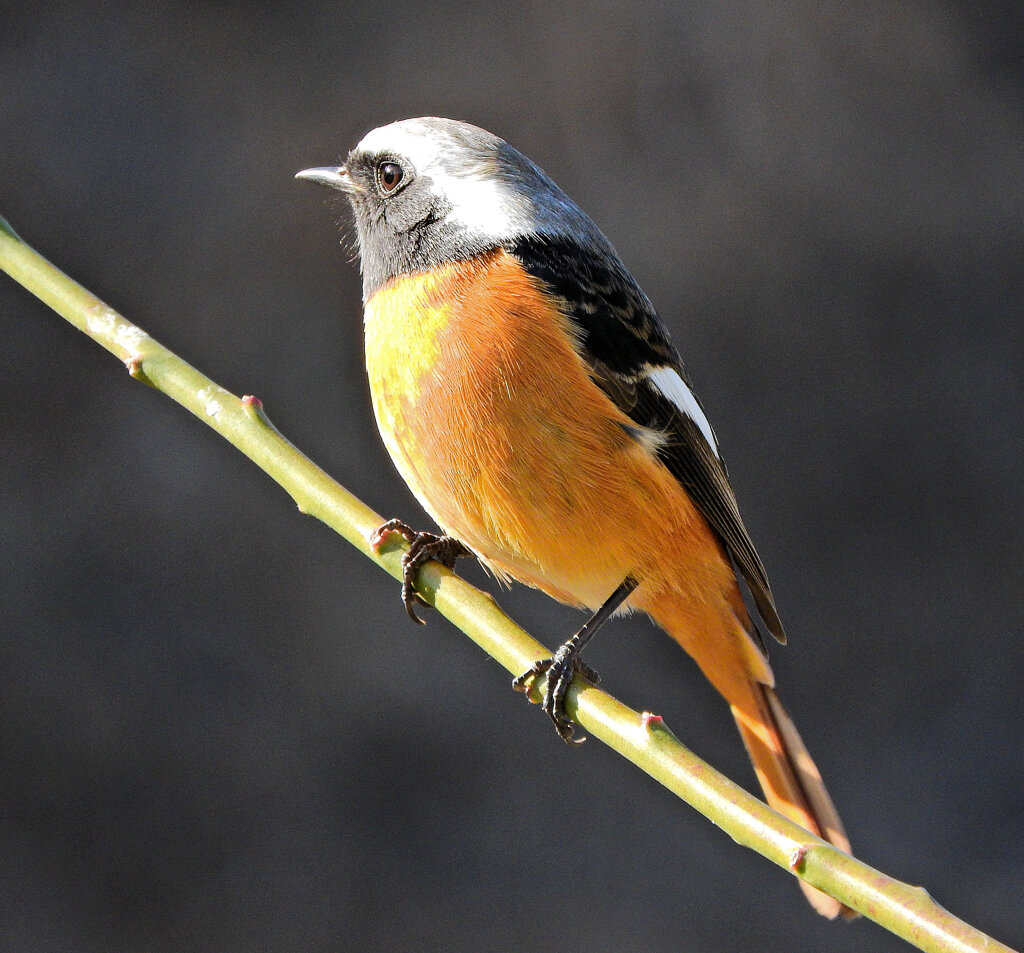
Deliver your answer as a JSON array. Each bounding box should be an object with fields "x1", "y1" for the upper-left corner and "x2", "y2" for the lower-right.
[{"x1": 1, "y1": 216, "x2": 1016, "y2": 953}]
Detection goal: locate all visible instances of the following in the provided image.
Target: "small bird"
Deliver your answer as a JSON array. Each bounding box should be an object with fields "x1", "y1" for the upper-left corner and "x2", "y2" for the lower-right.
[{"x1": 298, "y1": 117, "x2": 852, "y2": 917}]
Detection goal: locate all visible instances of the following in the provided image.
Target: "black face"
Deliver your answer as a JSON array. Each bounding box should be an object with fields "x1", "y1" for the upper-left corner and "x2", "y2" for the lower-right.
[
  {"x1": 325, "y1": 117, "x2": 616, "y2": 301},
  {"x1": 341, "y1": 149, "x2": 497, "y2": 298}
]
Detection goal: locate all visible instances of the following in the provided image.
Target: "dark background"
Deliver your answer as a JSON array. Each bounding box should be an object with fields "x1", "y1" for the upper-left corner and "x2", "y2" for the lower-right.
[{"x1": 2, "y1": 3, "x2": 1022, "y2": 951}]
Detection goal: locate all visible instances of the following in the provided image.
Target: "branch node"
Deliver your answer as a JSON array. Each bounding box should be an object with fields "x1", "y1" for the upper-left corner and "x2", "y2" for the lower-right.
[
  {"x1": 789, "y1": 845, "x2": 809, "y2": 873},
  {"x1": 242, "y1": 394, "x2": 283, "y2": 435},
  {"x1": 124, "y1": 355, "x2": 156, "y2": 388}
]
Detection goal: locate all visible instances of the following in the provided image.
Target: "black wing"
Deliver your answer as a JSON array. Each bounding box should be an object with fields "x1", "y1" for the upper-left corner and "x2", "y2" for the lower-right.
[{"x1": 508, "y1": 235, "x2": 786, "y2": 645}]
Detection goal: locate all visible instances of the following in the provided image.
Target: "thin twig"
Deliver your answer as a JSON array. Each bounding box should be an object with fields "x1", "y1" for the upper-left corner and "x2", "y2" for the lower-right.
[{"x1": 1, "y1": 217, "x2": 1016, "y2": 953}]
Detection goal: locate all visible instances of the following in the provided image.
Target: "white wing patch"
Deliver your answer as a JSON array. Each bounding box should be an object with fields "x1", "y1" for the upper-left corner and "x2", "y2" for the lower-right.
[{"x1": 644, "y1": 364, "x2": 720, "y2": 457}]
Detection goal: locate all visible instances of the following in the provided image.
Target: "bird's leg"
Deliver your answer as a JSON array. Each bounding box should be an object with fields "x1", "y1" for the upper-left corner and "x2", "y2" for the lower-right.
[
  {"x1": 371, "y1": 519, "x2": 472, "y2": 624},
  {"x1": 513, "y1": 575, "x2": 639, "y2": 744}
]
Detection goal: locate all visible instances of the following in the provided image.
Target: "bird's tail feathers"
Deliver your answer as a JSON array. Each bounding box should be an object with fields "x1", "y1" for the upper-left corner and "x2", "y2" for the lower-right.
[{"x1": 731, "y1": 684, "x2": 856, "y2": 919}]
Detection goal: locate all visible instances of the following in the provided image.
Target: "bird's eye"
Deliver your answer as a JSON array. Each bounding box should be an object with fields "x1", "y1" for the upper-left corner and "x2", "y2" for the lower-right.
[{"x1": 377, "y1": 161, "x2": 404, "y2": 194}]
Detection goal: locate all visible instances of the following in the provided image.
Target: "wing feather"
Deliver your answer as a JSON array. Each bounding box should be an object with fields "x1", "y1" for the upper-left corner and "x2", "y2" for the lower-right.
[{"x1": 509, "y1": 235, "x2": 786, "y2": 644}]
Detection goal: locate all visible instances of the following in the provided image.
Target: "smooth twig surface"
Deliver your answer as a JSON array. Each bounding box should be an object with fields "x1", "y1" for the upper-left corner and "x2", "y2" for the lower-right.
[{"x1": 1, "y1": 217, "x2": 1016, "y2": 953}]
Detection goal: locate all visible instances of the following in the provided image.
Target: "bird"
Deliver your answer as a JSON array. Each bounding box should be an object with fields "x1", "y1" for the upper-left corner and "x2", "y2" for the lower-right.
[{"x1": 297, "y1": 117, "x2": 853, "y2": 918}]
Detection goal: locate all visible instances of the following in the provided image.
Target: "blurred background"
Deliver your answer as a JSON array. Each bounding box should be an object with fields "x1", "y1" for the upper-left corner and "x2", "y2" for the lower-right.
[{"x1": 2, "y1": 2, "x2": 1022, "y2": 951}]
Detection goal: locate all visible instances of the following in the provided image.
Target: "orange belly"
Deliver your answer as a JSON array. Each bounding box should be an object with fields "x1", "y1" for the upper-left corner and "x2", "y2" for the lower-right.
[{"x1": 363, "y1": 248, "x2": 738, "y2": 618}]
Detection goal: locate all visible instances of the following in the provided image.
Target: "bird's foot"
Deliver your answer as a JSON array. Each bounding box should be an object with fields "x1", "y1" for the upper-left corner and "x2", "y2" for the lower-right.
[
  {"x1": 371, "y1": 519, "x2": 471, "y2": 624},
  {"x1": 512, "y1": 642, "x2": 601, "y2": 745}
]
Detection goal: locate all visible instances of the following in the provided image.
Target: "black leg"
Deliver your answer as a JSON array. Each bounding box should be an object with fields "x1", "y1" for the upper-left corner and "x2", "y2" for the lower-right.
[
  {"x1": 371, "y1": 519, "x2": 472, "y2": 624},
  {"x1": 512, "y1": 575, "x2": 639, "y2": 744}
]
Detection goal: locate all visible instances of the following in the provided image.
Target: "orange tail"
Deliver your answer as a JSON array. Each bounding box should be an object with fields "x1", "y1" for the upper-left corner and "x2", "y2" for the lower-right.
[
  {"x1": 731, "y1": 684, "x2": 855, "y2": 919},
  {"x1": 640, "y1": 588, "x2": 855, "y2": 918}
]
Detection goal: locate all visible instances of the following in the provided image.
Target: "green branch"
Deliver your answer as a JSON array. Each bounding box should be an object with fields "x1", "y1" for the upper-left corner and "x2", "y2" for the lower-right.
[{"x1": 1, "y1": 217, "x2": 1015, "y2": 953}]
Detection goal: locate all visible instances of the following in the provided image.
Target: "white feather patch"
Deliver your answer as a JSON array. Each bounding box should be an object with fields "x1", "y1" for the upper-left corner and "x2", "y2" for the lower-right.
[
  {"x1": 644, "y1": 365, "x2": 720, "y2": 457},
  {"x1": 355, "y1": 122, "x2": 532, "y2": 243}
]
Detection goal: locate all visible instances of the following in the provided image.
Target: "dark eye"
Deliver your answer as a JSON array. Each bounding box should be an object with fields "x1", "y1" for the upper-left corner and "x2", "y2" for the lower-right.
[{"x1": 377, "y1": 161, "x2": 404, "y2": 194}]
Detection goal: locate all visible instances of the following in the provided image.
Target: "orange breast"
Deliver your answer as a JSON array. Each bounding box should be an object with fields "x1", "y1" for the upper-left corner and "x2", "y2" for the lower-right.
[{"x1": 363, "y1": 248, "x2": 735, "y2": 614}]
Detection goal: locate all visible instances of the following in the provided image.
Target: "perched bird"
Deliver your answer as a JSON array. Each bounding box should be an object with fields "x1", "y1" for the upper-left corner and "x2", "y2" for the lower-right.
[{"x1": 298, "y1": 117, "x2": 852, "y2": 917}]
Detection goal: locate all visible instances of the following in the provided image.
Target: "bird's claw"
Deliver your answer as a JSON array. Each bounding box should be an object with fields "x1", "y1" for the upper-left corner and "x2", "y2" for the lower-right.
[
  {"x1": 371, "y1": 519, "x2": 470, "y2": 624},
  {"x1": 512, "y1": 646, "x2": 601, "y2": 745}
]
